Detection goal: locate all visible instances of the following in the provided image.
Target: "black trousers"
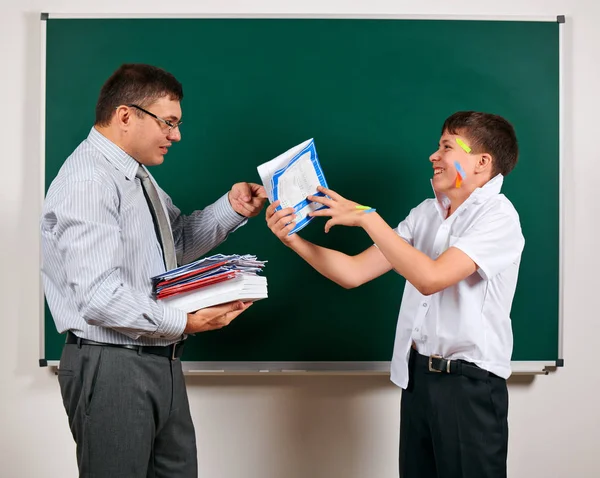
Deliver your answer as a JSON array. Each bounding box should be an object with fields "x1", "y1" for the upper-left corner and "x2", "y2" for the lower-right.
[
  {"x1": 58, "y1": 342, "x2": 197, "y2": 478},
  {"x1": 399, "y1": 349, "x2": 509, "y2": 478}
]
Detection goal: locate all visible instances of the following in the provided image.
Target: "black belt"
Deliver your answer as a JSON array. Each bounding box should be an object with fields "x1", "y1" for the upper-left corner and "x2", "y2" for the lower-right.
[
  {"x1": 411, "y1": 348, "x2": 491, "y2": 381},
  {"x1": 66, "y1": 331, "x2": 185, "y2": 360}
]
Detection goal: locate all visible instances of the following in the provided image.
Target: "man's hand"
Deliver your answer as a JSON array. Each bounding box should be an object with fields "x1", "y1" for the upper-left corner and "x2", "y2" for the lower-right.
[
  {"x1": 184, "y1": 301, "x2": 253, "y2": 334},
  {"x1": 228, "y1": 183, "x2": 268, "y2": 218},
  {"x1": 265, "y1": 200, "x2": 302, "y2": 248}
]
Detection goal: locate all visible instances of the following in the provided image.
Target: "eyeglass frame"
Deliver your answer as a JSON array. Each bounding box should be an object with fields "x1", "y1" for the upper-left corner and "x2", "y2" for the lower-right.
[{"x1": 127, "y1": 104, "x2": 182, "y2": 133}]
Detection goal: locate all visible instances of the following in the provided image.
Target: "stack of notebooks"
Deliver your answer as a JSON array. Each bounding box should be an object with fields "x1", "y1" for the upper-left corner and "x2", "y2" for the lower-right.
[{"x1": 151, "y1": 254, "x2": 267, "y2": 313}]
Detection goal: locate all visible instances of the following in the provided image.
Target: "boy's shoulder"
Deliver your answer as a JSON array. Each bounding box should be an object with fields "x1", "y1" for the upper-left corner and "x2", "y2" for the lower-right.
[
  {"x1": 413, "y1": 197, "x2": 439, "y2": 214},
  {"x1": 478, "y1": 193, "x2": 521, "y2": 223}
]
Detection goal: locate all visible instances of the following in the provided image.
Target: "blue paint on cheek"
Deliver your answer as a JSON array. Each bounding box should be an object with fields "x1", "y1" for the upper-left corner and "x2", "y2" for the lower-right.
[{"x1": 454, "y1": 161, "x2": 467, "y2": 178}]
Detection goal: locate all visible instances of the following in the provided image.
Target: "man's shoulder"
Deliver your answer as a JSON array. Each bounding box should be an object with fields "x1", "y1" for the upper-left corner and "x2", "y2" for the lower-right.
[
  {"x1": 45, "y1": 138, "x2": 118, "y2": 202},
  {"x1": 63, "y1": 139, "x2": 108, "y2": 177}
]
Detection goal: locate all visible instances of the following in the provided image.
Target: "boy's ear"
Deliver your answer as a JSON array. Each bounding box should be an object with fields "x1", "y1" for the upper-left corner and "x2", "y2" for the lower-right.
[{"x1": 476, "y1": 153, "x2": 493, "y2": 174}]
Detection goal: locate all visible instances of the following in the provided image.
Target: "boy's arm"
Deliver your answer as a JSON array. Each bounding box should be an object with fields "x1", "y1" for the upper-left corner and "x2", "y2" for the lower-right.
[
  {"x1": 309, "y1": 186, "x2": 524, "y2": 296},
  {"x1": 291, "y1": 239, "x2": 393, "y2": 289},
  {"x1": 307, "y1": 187, "x2": 477, "y2": 295},
  {"x1": 361, "y1": 213, "x2": 477, "y2": 295},
  {"x1": 266, "y1": 202, "x2": 392, "y2": 288},
  {"x1": 360, "y1": 204, "x2": 524, "y2": 294}
]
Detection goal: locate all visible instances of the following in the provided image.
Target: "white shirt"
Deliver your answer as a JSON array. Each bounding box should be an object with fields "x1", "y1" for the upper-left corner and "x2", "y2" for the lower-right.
[{"x1": 389, "y1": 174, "x2": 525, "y2": 388}]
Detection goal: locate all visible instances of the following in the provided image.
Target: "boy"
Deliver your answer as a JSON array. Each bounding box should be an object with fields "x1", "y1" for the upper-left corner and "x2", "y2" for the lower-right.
[{"x1": 266, "y1": 111, "x2": 524, "y2": 478}]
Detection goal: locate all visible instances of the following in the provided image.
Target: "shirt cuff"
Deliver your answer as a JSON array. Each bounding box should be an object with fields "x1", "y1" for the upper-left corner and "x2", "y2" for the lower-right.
[
  {"x1": 213, "y1": 193, "x2": 248, "y2": 232},
  {"x1": 151, "y1": 304, "x2": 188, "y2": 341}
]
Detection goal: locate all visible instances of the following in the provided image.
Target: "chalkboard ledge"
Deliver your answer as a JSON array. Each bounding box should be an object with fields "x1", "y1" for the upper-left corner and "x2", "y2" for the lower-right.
[
  {"x1": 180, "y1": 361, "x2": 558, "y2": 375},
  {"x1": 42, "y1": 360, "x2": 561, "y2": 375}
]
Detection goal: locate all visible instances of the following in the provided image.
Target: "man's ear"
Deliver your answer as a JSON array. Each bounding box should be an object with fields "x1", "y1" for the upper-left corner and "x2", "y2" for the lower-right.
[
  {"x1": 115, "y1": 105, "x2": 131, "y2": 130},
  {"x1": 475, "y1": 153, "x2": 493, "y2": 175}
]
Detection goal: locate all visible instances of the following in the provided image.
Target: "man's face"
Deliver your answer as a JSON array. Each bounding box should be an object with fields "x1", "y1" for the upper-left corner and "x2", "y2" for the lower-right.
[
  {"x1": 126, "y1": 97, "x2": 182, "y2": 166},
  {"x1": 429, "y1": 130, "x2": 474, "y2": 194}
]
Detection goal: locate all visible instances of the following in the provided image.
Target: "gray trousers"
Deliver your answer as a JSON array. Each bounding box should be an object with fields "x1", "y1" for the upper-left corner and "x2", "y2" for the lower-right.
[{"x1": 58, "y1": 343, "x2": 197, "y2": 478}]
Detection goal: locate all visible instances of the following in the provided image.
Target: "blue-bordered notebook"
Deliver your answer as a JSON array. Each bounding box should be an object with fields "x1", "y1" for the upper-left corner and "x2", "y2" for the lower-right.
[{"x1": 257, "y1": 139, "x2": 329, "y2": 234}]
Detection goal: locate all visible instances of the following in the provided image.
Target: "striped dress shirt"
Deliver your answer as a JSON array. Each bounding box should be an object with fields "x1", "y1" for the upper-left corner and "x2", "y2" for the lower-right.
[{"x1": 41, "y1": 127, "x2": 246, "y2": 345}]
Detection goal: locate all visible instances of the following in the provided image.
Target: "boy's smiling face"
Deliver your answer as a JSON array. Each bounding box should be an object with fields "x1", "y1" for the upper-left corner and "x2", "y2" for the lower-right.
[{"x1": 430, "y1": 130, "x2": 476, "y2": 195}]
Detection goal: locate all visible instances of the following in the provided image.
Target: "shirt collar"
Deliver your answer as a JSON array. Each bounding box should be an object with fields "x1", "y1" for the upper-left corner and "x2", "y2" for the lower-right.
[
  {"x1": 431, "y1": 174, "x2": 505, "y2": 218},
  {"x1": 87, "y1": 127, "x2": 140, "y2": 181}
]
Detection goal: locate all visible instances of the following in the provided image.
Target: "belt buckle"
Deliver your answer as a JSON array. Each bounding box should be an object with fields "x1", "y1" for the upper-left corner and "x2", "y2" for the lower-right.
[
  {"x1": 171, "y1": 342, "x2": 178, "y2": 361},
  {"x1": 428, "y1": 354, "x2": 451, "y2": 373}
]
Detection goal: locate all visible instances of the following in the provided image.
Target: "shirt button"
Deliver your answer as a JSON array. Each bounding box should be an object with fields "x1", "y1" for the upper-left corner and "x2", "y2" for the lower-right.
[
  {"x1": 422, "y1": 303, "x2": 428, "y2": 307},
  {"x1": 414, "y1": 327, "x2": 420, "y2": 332}
]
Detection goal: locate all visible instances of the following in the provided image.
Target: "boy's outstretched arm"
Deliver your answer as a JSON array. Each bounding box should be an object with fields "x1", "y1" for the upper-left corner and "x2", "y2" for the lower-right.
[
  {"x1": 308, "y1": 187, "x2": 478, "y2": 296},
  {"x1": 266, "y1": 201, "x2": 392, "y2": 289},
  {"x1": 360, "y1": 213, "x2": 477, "y2": 295}
]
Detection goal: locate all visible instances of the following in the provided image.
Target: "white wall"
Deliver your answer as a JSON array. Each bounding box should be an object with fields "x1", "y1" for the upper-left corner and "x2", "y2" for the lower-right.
[{"x1": 1, "y1": 1, "x2": 598, "y2": 477}]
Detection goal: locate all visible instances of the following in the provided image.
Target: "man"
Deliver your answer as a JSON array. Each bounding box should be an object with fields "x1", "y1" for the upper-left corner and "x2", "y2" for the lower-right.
[
  {"x1": 41, "y1": 63, "x2": 267, "y2": 477},
  {"x1": 266, "y1": 111, "x2": 524, "y2": 478}
]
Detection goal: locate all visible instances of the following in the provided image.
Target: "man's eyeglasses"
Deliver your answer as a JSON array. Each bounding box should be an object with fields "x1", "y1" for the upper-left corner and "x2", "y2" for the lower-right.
[{"x1": 128, "y1": 104, "x2": 182, "y2": 133}]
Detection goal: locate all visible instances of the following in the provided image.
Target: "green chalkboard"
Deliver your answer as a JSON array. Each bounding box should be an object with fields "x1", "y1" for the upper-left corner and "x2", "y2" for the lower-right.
[{"x1": 42, "y1": 17, "x2": 561, "y2": 369}]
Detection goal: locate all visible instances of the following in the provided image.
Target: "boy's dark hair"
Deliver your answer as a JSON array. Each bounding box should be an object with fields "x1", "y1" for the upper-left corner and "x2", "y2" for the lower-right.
[
  {"x1": 95, "y1": 64, "x2": 184, "y2": 126},
  {"x1": 442, "y1": 111, "x2": 519, "y2": 177}
]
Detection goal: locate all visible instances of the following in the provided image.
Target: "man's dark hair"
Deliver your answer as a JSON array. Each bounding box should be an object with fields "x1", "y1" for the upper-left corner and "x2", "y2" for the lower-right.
[
  {"x1": 95, "y1": 64, "x2": 184, "y2": 126},
  {"x1": 442, "y1": 111, "x2": 519, "y2": 177}
]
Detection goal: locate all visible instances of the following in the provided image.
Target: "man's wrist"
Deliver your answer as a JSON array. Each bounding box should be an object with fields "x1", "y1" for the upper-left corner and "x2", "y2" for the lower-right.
[
  {"x1": 216, "y1": 193, "x2": 247, "y2": 228},
  {"x1": 153, "y1": 306, "x2": 187, "y2": 340}
]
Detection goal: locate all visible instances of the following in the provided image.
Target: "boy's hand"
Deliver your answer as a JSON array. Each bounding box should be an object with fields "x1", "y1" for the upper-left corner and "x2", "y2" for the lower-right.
[
  {"x1": 308, "y1": 186, "x2": 375, "y2": 233},
  {"x1": 265, "y1": 201, "x2": 301, "y2": 247}
]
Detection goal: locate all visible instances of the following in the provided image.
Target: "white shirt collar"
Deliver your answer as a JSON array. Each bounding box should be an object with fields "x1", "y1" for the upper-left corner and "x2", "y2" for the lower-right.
[{"x1": 430, "y1": 174, "x2": 505, "y2": 219}]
